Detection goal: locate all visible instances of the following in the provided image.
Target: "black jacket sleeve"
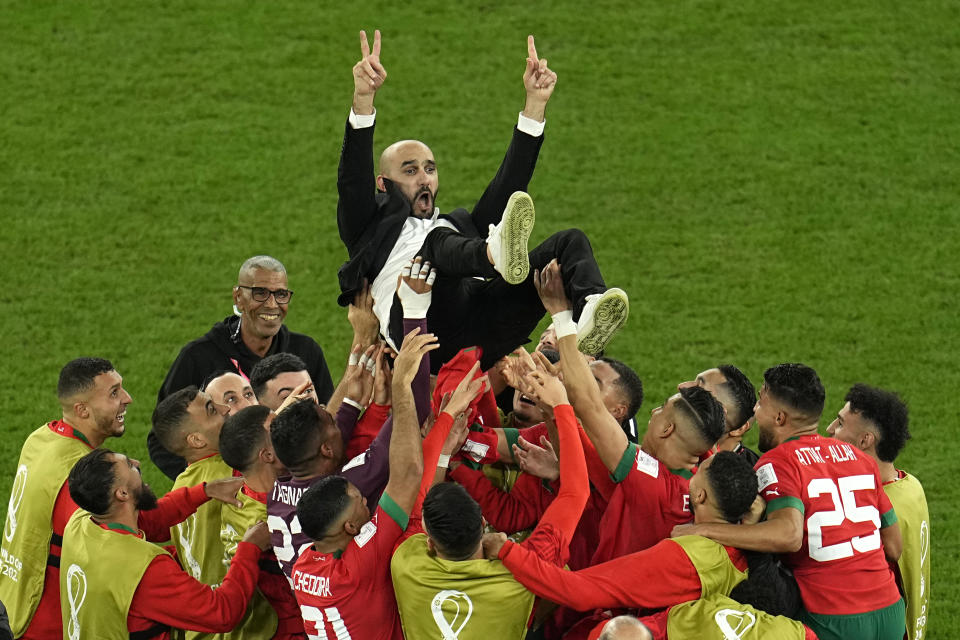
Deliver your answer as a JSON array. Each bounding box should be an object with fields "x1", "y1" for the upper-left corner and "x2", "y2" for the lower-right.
[
  {"x1": 470, "y1": 126, "x2": 545, "y2": 233},
  {"x1": 337, "y1": 120, "x2": 380, "y2": 255}
]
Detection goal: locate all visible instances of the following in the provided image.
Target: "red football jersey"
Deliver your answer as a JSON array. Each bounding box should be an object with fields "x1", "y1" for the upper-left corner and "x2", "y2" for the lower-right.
[
  {"x1": 755, "y1": 434, "x2": 900, "y2": 615},
  {"x1": 591, "y1": 442, "x2": 692, "y2": 565},
  {"x1": 291, "y1": 497, "x2": 407, "y2": 640}
]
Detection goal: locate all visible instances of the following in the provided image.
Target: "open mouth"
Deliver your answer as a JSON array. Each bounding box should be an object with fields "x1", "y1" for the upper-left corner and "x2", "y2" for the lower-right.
[
  {"x1": 415, "y1": 191, "x2": 432, "y2": 213},
  {"x1": 518, "y1": 394, "x2": 536, "y2": 407},
  {"x1": 117, "y1": 409, "x2": 126, "y2": 424},
  {"x1": 259, "y1": 313, "x2": 281, "y2": 322}
]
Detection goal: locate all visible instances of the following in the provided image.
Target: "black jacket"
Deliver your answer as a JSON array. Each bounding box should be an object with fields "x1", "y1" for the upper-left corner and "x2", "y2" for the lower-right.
[
  {"x1": 148, "y1": 315, "x2": 334, "y2": 479},
  {"x1": 335, "y1": 119, "x2": 544, "y2": 307}
]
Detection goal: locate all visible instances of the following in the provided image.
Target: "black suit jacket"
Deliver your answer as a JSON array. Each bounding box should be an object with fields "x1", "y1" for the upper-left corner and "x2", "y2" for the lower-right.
[{"x1": 335, "y1": 119, "x2": 544, "y2": 306}]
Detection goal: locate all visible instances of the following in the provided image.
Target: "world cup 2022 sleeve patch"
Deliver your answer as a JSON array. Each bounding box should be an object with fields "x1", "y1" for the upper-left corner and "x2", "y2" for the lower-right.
[{"x1": 755, "y1": 463, "x2": 778, "y2": 491}]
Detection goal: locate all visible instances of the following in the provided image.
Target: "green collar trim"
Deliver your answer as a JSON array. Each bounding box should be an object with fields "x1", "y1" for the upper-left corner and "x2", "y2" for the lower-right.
[{"x1": 106, "y1": 522, "x2": 139, "y2": 535}]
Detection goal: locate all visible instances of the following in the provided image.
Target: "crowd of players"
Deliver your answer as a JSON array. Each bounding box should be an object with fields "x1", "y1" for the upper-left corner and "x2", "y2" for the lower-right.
[{"x1": 0, "y1": 29, "x2": 930, "y2": 640}]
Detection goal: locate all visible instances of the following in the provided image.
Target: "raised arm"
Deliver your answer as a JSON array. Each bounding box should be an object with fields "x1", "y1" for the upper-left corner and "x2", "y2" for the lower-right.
[
  {"x1": 383, "y1": 327, "x2": 438, "y2": 515},
  {"x1": 535, "y1": 260, "x2": 628, "y2": 473},
  {"x1": 470, "y1": 36, "x2": 555, "y2": 229},
  {"x1": 338, "y1": 29, "x2": 387, "y2": 250}
]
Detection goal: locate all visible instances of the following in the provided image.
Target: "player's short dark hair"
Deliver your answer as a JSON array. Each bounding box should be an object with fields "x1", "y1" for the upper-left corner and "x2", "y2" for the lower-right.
[
  {"x1": 151, "y1": 386, "x2": 198, "y2": 457},
  {"x1": 297, "y1": 476, "x2": 351, "y2": 540},
  {"x1": 57, "y1": 357, "x2": 115, "y2": 400},
  {"x1": 270, "y1": 398, "x2": 332, "y2": 470},
  {"x1": 250, "y1": 353, "x2": 308, "y2": 400},
  {"x1": 538, "y1": 349, "x2": 561, "y2": 364},
  {"x1": 729, "y1": 552, "x2": 803, "y2": 618},
  {"x1": 422, "y1": 482, "x2": 483, "y2": 561},
  {"x1": 201, "y1": 369, "x2": 236, "y2": 391},
  {"x1": 717, "y1": 364, "x2": 757, "y2": 429},
  {"x1": 676, "y1": 386, "x2": 726, "y2": 447},
  {"x1": 597, "y1": 357, "x2": 644, "y2": 427},
  {"x1": 844, "y1": 384, "x2": 910, "y2": 463},
  {"x1": 219, "y1": 405, "x2": 272, "y2": 472},
  {"x1": 68, "y1": 448, "x2": 118, "y2": 515},
  {"x1": 703, "y1": 451, "x2": 759, "y2": 523},
  {"x1": 762, "y1": 363, "x2": 824, "y2": 417}
]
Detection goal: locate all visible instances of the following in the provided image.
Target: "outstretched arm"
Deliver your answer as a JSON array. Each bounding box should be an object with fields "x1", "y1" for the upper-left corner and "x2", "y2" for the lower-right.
[
  {"x1": 383, "y1": 327, "x2": 439, "y2": 515},
  {"x1": 520, "y1": 35, "x2": 558, "y2": 123},
  {"x1": 535, "y1": 260, "x2": 628, "y2": 474}
]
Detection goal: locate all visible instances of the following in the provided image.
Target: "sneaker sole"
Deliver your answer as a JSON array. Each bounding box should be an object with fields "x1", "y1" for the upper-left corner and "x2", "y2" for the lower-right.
[
  {"x1": 499, "y1": 191, "x2": 535, "y2": 285},
  {"x1": 577, "y1": 289, "x2": 629, "y2": 355}
]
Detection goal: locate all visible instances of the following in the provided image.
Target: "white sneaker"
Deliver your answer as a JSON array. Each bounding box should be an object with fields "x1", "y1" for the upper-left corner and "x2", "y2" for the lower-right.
[
  {"x1": 577, "y1": 288, "x2": 629, "y2": 355},
  {"x1": 487, "y1": 191, "x2": 535, "y2": 285}
]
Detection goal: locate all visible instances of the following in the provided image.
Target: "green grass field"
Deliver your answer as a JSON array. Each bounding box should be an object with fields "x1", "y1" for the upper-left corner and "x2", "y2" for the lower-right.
[{"x1": 2, "y1": 0, "x2": 957, "y2": 634}]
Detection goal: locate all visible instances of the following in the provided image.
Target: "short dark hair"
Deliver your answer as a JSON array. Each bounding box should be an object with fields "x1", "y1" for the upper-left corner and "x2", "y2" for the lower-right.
[
  {"x1": 57, "y1": 358, "x2": 115, "y2": 400},
  {"x1": 422, "y1": 482, "x2": 483, "y2": 561},
  {"x1": 219, "y1": 405, "x2": 272, "y2": 472},
  {"x1": 717, "y1": 364, "x2": 756, "y2": 429},
  {"x1": 677, "y1": 386, "x2": 726, "y2": 447},
  {"x1": 762, "y1": 363, "x2": 824, "y2": 417},
  {"x1": 297, "y1": 476, "x2": 352, "y2": 540},
  {"x1": 270, "y1": 398, "x2": 330, "y2": 469},
  {"x1": 704, "y1": 451, "x2": 758, "y2": 523},
  {"x1": 250, "y1": 353, "x2": 309, "y2": 399},
  {"x1": 538, "y1": 349, "x2": 561, "y2": 364},
  {"x1": 597, "y1": 357, "x2": 644, "y2": 427},
  {"x1": 844, "y1": 384, "x2": 910, "y2": 463},
  {"x1": 151, "y1": 386, "x2": 199, "y2": 456},
  {"x1": 68, "y1": 448, "x2": 118, "y2": 515}
]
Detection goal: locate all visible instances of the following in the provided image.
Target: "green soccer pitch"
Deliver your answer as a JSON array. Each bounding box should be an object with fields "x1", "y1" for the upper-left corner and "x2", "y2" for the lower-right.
[{"x1": 2, "y1": 1, "x2": 956, "y2": 634}]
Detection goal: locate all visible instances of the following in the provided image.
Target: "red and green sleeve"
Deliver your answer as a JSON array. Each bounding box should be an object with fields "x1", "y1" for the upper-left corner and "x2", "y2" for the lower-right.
[
  {"x1": 138, "y1": 483, "x2": 209, "y2": 541},
  {"x1": 449, "y1": 464, "x2": 545, "y2": 532},
  {"x1": 128, "y1": 540, "x2": 260, "y2": 633},
  {"x1": 501, "y1": 537, "x2": 702, "y2": 611}
]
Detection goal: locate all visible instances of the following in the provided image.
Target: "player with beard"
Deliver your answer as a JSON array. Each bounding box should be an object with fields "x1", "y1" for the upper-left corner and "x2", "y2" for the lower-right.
[
  {"x1": 0, "y1": 357, "x2": 131, "y2": 640},
  {"x1": 59, "y1": 448, "x2": 269, "y2": 638},
  {"x1": 337, "y1": 31, "x2": 629, "y2": 371},
  {"x1": 675, "y1": 363, "x2": 904, "y2": 640}
]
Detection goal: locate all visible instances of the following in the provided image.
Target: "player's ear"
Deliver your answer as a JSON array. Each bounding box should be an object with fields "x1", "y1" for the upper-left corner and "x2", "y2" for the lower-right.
[
  {"x1": 859, "y1": 431, "x2": 875, "y2": 452},
  {"x1": 260, "y1": 447, "x2": 275, "y2": 464},
  {"x1": 186, "y1": 431, "x2": 205, "y2": 450},
  {"x1": 774, "y1": 410, "x2": 787, "y2": 427},
  {"x1": 73, "y1": 401, "x2": 89, "y2": 420},
  {"x1": 232, "y1": 286, "x2": 243, "y2": 311},
  {"x1": 660, "y1": 421, "x2": 676, "y2": 439},
  {"x1": 611, "y1": 402, "x2": 627, "y2": 423},
  {"x1": 728, "y1": 421, "x2": 751, "y2": 438},
  {"x1": 320, "y1": 440, "x2": 336, "y2": 459},
  {"x1": 376, "y1": 175, "x2": 387, "y2": 192},
  {"x1": 343, "y1": 519, "x2": 360, "y2": 536}
]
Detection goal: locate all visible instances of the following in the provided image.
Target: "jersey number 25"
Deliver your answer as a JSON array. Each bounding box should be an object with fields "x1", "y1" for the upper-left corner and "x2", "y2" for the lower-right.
[{"x1": 806, "y1": 475, "x2": 881, "y2": 562}]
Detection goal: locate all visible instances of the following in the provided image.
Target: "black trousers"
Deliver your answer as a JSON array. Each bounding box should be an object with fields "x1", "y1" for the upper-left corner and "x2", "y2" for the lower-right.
[{"x1": 390, "y1": 227, "x2": 606, "y2": 371}]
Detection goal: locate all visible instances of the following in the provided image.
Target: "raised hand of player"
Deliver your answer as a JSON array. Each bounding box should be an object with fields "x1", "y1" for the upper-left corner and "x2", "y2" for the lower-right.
[
  {"x1": 500, "y1": 347, "x2": 537, "y2": 391},
  {"x1": 482, "y1": 531, "x2": 509, "y2": 559},
  {"x1": 513, "y1": 435, "x2": 559, "y2": 481},
  {"x1": 522, "y1": 35, "x2": 558, "y2": 121},
  {"x1": 534, "y1": 259, "x2": 571, "y2": 315},
  {"x1": 372, "y1": 344, "x2": 392, "y2": 405},
  {"x1": 348, "y1": 281, "x2": 379, "y2": 348},
  {"x1": 274, "y1": 380, "x2": 315, "y2": 415},
  {"x1": 204, "y1": 476, "x2": 244, "y2": 508},
  {"x1": 443, "y1": 361, "x2": 488, "y2": 419},
  {"x1": 392, "y1": 327, "x2": 439, "y2": 387},
  {"x1": 353, "y1": 29, "x2": 386, "y2": 114},
  {"x1": 440, "y1": 408, "x2": 471, "y2": 456},
  {"x1": 242, "y1": 521, "x2": 272, "y2": 551},
  {"x1": 521, "y1": 367, "x2": 568, "y2": 409},
  {"x1": 397, "y1": 256, "x2": 437, "y2": 296},
  {"x1": 344, "y1": 343, "x2": 378, "y2": 406}
]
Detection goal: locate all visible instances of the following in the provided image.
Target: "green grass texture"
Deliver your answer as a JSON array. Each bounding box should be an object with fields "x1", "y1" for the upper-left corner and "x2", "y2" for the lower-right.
[{"x1": 2, "y1": 0, "x2": 957, "y2": 634}]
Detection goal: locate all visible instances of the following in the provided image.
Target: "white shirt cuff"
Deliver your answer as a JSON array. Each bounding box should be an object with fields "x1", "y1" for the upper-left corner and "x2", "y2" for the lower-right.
[
  {"x1": 517, "y1": 112, "x2": 545, "y2": 137},
  {"x1": 342, "y1": 397, "x2": 363, "y2": 410},
  {"x1": 349, "y1": 108, "x2": 377, "y2": 129}
]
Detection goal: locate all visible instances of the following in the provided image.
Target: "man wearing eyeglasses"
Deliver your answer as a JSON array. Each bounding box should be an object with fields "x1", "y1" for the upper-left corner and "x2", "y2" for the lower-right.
[{"x1": 149, "y1": 255, "x2": 334, "y2": 480}]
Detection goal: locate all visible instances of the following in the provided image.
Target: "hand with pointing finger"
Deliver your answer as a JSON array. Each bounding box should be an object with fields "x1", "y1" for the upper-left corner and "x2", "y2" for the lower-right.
[{"x1": 522, "y1": 35, "x2": 558, "y2": 122}]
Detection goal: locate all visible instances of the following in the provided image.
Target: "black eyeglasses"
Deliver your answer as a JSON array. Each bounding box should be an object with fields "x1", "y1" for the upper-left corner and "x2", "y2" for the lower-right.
[{"x1": 236, "y1": 286, "x2": 294, "y2": 304}]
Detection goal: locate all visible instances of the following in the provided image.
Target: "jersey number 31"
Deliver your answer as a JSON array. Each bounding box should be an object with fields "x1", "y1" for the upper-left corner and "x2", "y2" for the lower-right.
[{"x1": 806, "y1": 475, "x2": 881, "y2": 562}]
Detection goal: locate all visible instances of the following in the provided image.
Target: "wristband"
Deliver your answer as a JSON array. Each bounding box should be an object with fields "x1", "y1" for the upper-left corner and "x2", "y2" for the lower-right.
[
  {"x1": 343, "y1": 398, "x2": 363, "y2": 410},
  {"x1": 397, "y1": 280, "x2": 432, "y2": 319},
  {"x1": 436, "y1": 454, "x2": 451, "y2": 468},
  {"x1": 551, "y1": 310, "x2": 576, "y2": 338}
]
